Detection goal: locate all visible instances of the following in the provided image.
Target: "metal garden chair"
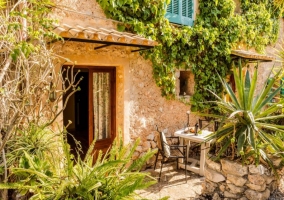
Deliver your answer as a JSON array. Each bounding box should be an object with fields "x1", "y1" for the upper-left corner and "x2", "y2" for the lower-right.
[{"x1": 153, "y1": 126, "x2": 187, "y2": 182}]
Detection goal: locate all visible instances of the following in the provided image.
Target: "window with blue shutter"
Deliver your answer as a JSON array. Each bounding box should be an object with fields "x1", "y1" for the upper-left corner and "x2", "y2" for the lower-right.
[{"x1": 166, "y1": 0, "x2": 194, "y2": 26}]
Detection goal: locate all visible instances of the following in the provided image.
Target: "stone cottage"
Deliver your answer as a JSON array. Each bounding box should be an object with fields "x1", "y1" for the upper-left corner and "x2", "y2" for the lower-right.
[
  {"x1": 50, "y1": 0, "x2": 284, "y2": 165},
  {"x1": 50, "y1": 0, "x2": 197, "y2": 162}
]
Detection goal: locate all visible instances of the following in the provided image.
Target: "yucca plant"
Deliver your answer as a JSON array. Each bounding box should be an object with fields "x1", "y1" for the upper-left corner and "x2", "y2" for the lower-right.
[{"x1": 203, "y1": 59, "x2": 284, "y2": 173}]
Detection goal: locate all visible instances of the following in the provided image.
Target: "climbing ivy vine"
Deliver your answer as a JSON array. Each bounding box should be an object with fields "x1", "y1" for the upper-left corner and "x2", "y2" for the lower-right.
[{"x1": 97, "y1": 0, "x2": 283, "y2": 113}]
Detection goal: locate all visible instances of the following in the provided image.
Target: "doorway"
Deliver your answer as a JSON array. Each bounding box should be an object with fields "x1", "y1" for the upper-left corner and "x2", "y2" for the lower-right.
[{"x1": 63, "y1": 66, "x2": 116, "y2": 157}]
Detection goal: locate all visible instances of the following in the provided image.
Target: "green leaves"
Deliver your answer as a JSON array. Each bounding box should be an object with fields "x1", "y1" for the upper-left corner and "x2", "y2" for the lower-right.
[
  {"x1": 3, "y1": 125, "x2": 157, "y2": 199},
  {"x1": 203, "y1": 63, "x2": 284, "y2": 173},
  {"x1": 237, "y1": 131, "x2": 246, "y2": 153},
  {"x1": 96, "y1": 0, "x2": 281, "y2": 110},
  {"x1": 241, "y1": 1, "x2": 278, "y2": 51}
]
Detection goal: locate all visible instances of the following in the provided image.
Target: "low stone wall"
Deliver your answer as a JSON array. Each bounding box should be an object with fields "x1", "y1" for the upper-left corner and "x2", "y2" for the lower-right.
[{"x1": 202, "y1": 159, "x2": 278, "y2": 200}]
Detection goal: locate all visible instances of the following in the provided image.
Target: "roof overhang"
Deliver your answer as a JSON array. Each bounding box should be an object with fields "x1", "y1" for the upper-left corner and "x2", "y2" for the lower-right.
[
  {"x1": 53, "y1": 24, "x2": 158, "y2": 52},
  {"x1": 231, "y1": 50, "x2": 274, "y2": 62}
]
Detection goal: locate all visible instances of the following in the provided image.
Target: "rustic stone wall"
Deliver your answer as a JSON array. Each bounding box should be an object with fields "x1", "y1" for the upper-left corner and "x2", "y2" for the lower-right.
[
  {"x1": 51, "y1": 0, "x2": 284, "y2": 166},
  {"x1": 51, "y1": 0, "x2": 115, "y2": 29},
  {"x1": 51, "y1": 0, "x2": 199, "y2": 167},
  {"x1": 127, "y1": 53, "x2": 194, "y2": 164},
  {"x1": 202, "y1": 158, "x2": 279, "y2": 200}
]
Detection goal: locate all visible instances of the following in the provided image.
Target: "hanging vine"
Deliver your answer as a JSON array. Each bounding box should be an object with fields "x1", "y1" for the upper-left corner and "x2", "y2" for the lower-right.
[{"x1": 97, "y1": 0, "x2": 282, "y2": 113}]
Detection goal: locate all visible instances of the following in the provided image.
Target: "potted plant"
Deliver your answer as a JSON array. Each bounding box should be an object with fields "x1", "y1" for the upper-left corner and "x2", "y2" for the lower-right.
[{"x1": 200, "y1": 59, "x2": 284, "y2": 199}]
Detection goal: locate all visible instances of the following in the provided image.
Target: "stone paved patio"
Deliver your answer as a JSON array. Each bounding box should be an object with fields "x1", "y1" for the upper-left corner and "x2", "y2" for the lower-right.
[{"x1": 137, "y1": 162, "x2": 204, "y2": 200}]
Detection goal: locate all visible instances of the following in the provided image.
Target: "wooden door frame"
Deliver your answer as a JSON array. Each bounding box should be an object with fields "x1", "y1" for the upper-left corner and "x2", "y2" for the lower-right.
[
  {"x1": 88, "y1": 67, "x2": 116, "y2": 150},
  {"x1": 63, "y1": 65, "x2": 116, "y2": 151}
]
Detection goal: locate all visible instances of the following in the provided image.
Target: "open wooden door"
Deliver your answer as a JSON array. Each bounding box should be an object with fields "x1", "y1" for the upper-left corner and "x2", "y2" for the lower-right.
[
  {"x1": 88, "y1": 68, "x2": 116, "y2": 154},
  {"x1": 63, "y1": 66, "x2": 116, "y2": 157}
]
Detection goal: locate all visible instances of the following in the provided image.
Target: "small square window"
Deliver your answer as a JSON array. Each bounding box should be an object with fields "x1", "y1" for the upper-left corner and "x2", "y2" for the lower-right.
[{"x1": 176, "y1": 70, "x2": 194, "y2": 97}]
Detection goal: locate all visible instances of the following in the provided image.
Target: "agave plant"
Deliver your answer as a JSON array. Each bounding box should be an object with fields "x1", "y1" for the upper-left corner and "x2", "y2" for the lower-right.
[{"x1": 204, "y1": 59, "x2": 284, "y2": 172}]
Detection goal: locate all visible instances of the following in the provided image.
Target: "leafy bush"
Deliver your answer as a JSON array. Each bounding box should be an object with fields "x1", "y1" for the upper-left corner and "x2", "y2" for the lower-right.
[
  {"x1": 1, "y1": 124, "x2": 157, "y2": 199},
  {"x1": 97, "y1": 0, "x2": 283, "y2": 113}
]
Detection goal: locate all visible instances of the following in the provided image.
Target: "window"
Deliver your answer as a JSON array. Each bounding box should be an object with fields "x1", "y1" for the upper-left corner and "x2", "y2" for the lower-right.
[
  {"x1": 166, "y1": 0, "x2": 194, "y2": 26},
  {"x1": 175, "y1": 70, "x2": 194, "y2": 98}
]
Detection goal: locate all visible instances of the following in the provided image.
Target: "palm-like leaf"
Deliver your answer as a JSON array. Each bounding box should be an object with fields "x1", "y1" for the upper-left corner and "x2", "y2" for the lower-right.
[
  {"x1": 204, "y1": 61, "x2": 284, "y2": 172},
  {"x1": 1, "y1": 125, "x2": 158, "y2": 199}
]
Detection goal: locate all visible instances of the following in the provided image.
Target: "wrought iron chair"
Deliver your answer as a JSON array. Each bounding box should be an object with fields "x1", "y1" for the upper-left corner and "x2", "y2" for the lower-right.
[
  {"x1": 154, "y1": 126, "x2": 187, "y2": 182},
  {"x1": 198, "y1": 118, "x2": 220, "y2": 131}
]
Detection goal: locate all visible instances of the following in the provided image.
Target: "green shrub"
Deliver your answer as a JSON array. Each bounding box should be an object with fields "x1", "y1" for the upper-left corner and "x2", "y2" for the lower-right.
[{"x1": 1, "y1": 125, "x2": 157, "y2": 199}]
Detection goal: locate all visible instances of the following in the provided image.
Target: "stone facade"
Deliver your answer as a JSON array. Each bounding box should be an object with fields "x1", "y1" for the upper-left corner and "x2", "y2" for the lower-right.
[
  {"x1": 202, "y1": 158, "x2": 280, "y2": 200},
  {"x1": 50, "y1": 0, "x2": 284, "y2": 166},
  {"x1": 52, "y1": 0, "x2": 196, "y2": 166}
]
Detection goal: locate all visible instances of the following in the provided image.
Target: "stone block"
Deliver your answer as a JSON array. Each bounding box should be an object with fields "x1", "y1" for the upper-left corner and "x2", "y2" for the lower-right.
[
  {"x1": 154, "y1": 134, "x2": 158, "y2": 142},
  {"x1": 212, "y1": 192, "x2": 221, "y2": 200},
  {"x1": 270, "y1": 156, "x2": 282, "y2": 167},
  {"x1": 223, "y1": 191, "x2": 240, "y2": 199},
  {"x1": 226, "y1": 179, "x2": 232, "y2": 184},
  {"x1": 150, "y1": 141, "x2": 157, "y2": 148},
  {"x1": 273, "y1": 158, "x2": 282, "y2": 167},
  {"x1": 227, "y1": 183, "x2": 245, "y2": 194},
  {"x1": 206, "y1": 158, "x2": 221, "y2": 172},
  {"x1": 205, "y1": 167, "x2": 225, "y2": 183},
  {"x1": 219, "y1": 184, "x2": 226, "y2": 192},
  {"x1": 142, "y1": 141, "x2": 151, "y2": 151},
  {"x1": 221, "y1": 159, "x2": 248, "y2": 176},
  {"x1": 249, "y1": 164, "x2": 265, "y2": 174},
  {"x1": 263, "y1": 175, "x2": 275, "y2": 184},
  {"x1": 268, "y1": 180, "x2": 277, "y2": 193},
  {"x1": 245, "y1": 189, "x2": 270, "y2": 200},
  {"x1": 202, "y1": 180, "x2": 217, "y2": 193},
  {"x1": 246, "y1": 183, "x2": 266, "y2": 192},
  {"x1": 278, "y1": 167, "x2": 284, "y2": 176},
  {"x1": 136, "y1": 145, "x2": 143, "y2": 153},
  {"x1": 248, "y1": 174, "x2": 266, "y2": 186},
  {"x1": 227, "y1": 173, "x2": 247, "y2": 186},
  {"x1": 279, "y1": 175, "x2": 284, "y2": 193},
  {"x1": 147, "y1": 133, "x2": 155, "y2": 141}
]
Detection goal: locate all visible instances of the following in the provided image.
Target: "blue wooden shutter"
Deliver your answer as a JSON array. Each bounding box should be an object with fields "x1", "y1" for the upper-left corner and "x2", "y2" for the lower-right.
[{"x1": 166, "y1": 0, "x2": 194, "y2": 26}]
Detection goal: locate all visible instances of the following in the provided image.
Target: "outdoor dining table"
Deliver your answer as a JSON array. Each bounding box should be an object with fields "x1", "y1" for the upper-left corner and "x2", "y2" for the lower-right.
[{"x1": 174, "y1": 128, "x2": 213, "y2": 176}]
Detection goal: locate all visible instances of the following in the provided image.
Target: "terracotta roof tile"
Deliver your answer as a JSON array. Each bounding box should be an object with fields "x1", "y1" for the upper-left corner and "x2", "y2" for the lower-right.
[{"x1": 53, "y1": 24, "x2": 158, "y2": 49}]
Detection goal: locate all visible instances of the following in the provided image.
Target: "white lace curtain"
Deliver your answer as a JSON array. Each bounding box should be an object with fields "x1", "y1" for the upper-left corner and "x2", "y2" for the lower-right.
[{"x1": 93, "y1": 72, "x2": 111, "y2": 140}]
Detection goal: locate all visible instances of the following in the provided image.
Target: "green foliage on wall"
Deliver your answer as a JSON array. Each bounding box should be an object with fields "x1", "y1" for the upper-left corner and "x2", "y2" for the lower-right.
[{"x1": 97, "y1": 0, "x2": 282, "y2": 113}]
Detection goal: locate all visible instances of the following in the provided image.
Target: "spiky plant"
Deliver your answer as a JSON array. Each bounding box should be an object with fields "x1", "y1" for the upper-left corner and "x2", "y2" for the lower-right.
[{"x1": 204, "y1": 59, "x2": 284, "y2": 173}]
